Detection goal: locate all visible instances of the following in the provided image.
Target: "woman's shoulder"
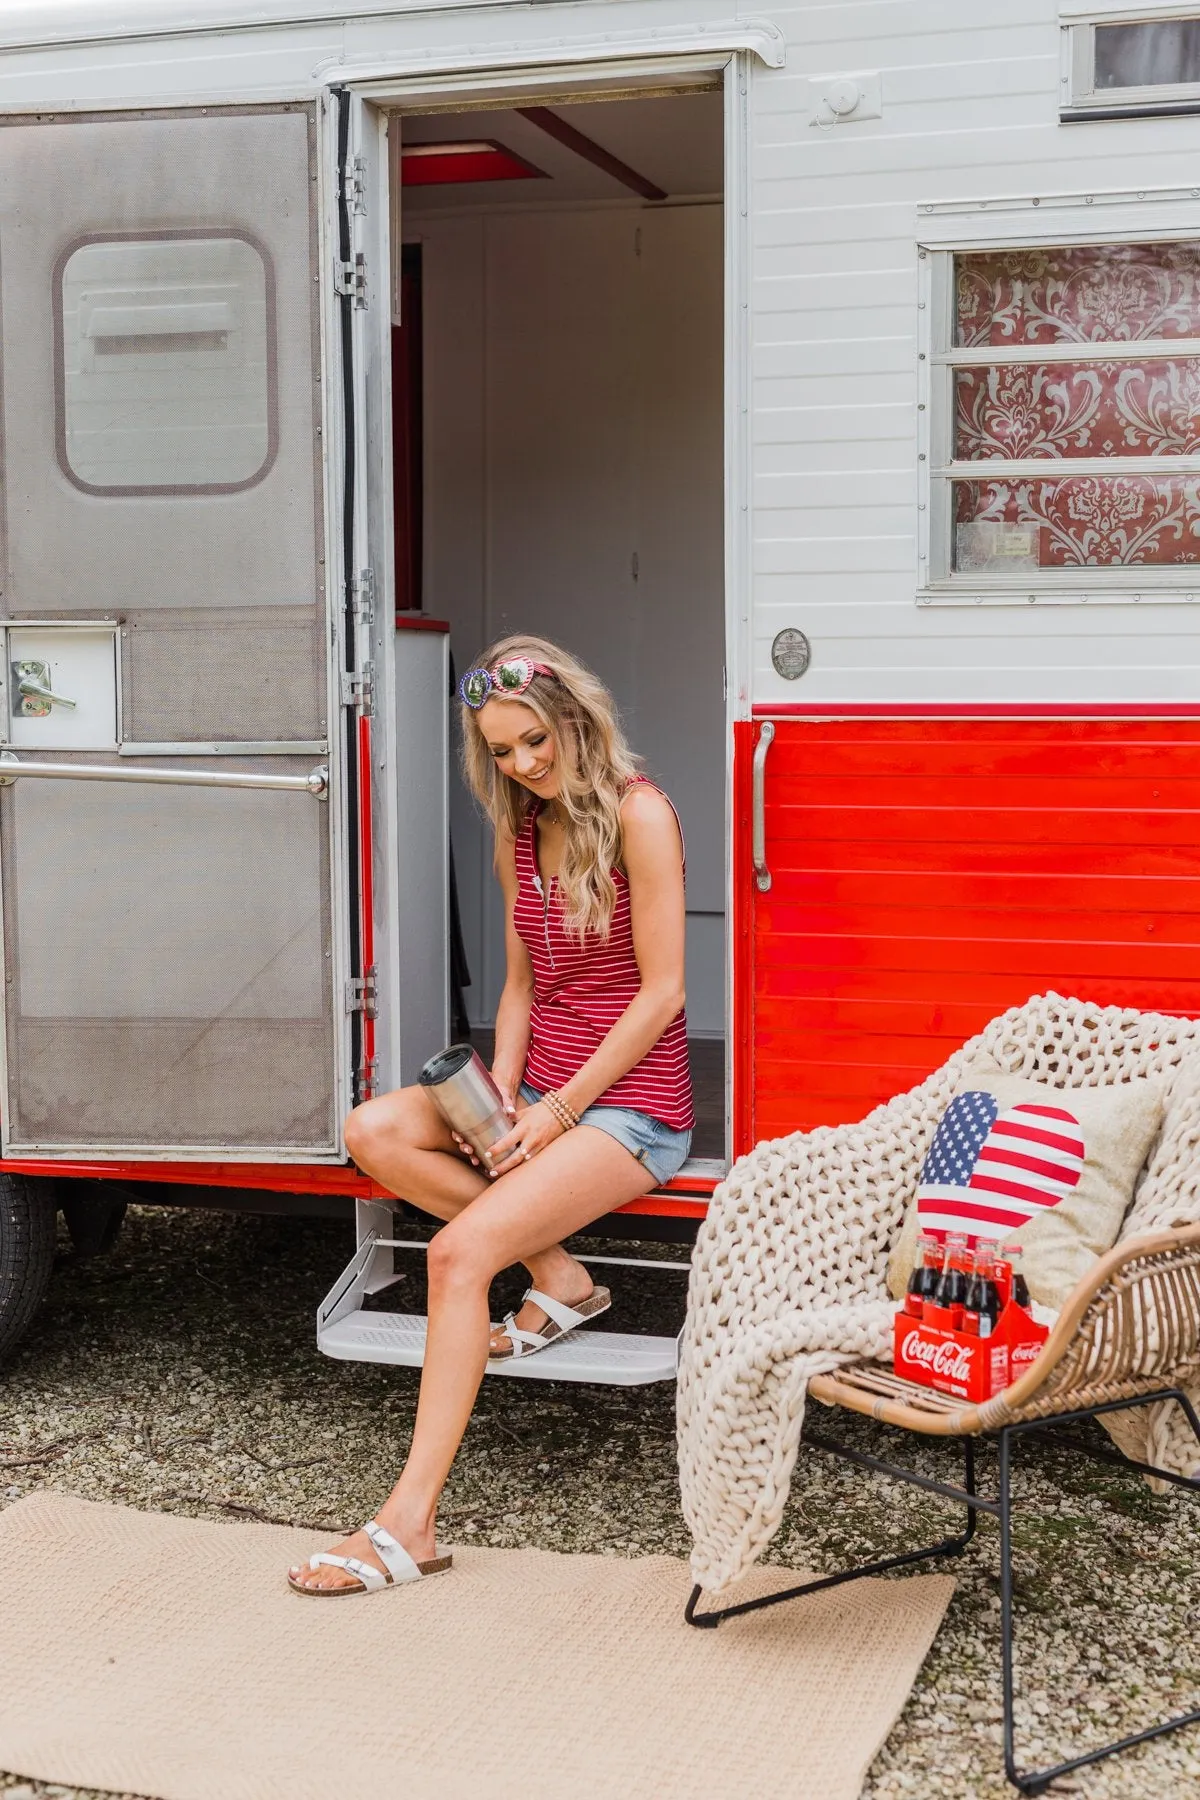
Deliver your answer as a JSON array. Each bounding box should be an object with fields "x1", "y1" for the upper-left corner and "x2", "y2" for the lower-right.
[
  {"x1": 619, "y1": 778, "x2": 673, "y2": 823},
  {"x1": 618, "y1": 780, "x2": 683, "y2": 860}
]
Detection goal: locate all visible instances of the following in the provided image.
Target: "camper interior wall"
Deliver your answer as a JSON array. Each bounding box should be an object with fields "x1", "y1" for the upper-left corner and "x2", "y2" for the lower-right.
[{"x1": 395, "y1": 99, "x2": 725, "y2": 1061}]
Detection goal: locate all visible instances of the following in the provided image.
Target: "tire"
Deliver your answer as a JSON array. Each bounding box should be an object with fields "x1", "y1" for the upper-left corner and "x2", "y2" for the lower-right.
[
  {"x1": 0, "y1": 1172, "x2": 56, "y2": 1363},
  {"x1": 59, "y1": 1182, "x2": 127, "y2": 1259}
]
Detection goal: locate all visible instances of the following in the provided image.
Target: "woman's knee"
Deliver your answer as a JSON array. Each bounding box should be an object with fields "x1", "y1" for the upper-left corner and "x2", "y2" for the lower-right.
[
  {"x1": 343, "y1": 1097, "x2": 386, "y2": 1166},
  {"x1": 426, "y1": 1221, "x2": 493, "y2": 1291},
  {"x1": 343, "y1": 1086, "x2": 427, "y2": 1167}
]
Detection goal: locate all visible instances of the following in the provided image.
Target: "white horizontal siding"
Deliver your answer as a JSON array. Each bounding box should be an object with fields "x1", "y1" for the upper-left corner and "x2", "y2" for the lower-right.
[
  {"x1": 750, "y1": 0, "x2": 1200, "y2": 705},
  {"x1": 757, "y1": 440, "x2": 915, "y2": 476},
  {"x1": 757, "y1": 469, "x2": 913, "y2": 508},
  {"x1": 755, "y1": 404, "x2": 913, "y2": 446}
]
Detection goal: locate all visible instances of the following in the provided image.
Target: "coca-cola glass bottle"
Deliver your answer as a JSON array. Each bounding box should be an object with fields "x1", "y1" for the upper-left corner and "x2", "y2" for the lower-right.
[
  {"x1": 932, "y1": 1232, "x2": 970, "y2": 1330},
  {"x1": 999, "y1": 1241, "x2": 1032, "y2": 1313},
  {"x1": 905, "y1": 1232, "x2": 941, "y2": 1318},
  {"x1": 963, "y1": 1246, "x2": 1001, "y2": 1339}
]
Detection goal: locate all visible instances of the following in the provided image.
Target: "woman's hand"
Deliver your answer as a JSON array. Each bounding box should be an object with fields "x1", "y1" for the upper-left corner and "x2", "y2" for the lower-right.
[
  {"x1": 450, "y1": 1076, "x2": 523, "y2": 1167},
  {"x1": 481, "y1": 1100, "x2": 564, "y2": 1178}
]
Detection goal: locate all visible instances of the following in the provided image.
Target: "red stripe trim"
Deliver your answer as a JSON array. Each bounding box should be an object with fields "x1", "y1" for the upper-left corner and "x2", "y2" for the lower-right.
[
  {"x1": 14, "y1": 1157, "x2": 716, "y2": 1217},
  {"x1": 394, "y1": 615, "x2": 450, "y2": 632},
  {"x1": 357, "y1": 715, "x2": 375, "y2": 1098},
  {"x1": 751, "y1": 703, "x2": 1200, "y2": 719}
]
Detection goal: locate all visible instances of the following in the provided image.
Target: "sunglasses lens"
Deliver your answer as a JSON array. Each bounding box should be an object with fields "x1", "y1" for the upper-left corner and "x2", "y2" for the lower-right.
[
  {"x1": 460, "y1": 668, "x2": 492, "y2": 708},
  {"x1": 494, "y1": 658, "x2": 533, "y2": 693}
]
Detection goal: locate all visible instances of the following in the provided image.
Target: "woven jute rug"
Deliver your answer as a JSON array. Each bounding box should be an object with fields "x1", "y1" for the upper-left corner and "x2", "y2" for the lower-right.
[{"x1": 0, "y1": 1493, "x2": 952, "y2": 1800}]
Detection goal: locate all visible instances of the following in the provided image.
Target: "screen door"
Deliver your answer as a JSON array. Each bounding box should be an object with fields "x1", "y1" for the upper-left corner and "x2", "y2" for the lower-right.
[{"x1": 0, "y1": 104, "x2": 343, "y2": 1156}]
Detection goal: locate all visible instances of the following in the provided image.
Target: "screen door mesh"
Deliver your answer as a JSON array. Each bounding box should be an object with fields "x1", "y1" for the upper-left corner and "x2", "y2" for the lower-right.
[{"x1": 1, "y1": 770, "x2": 334, "y2": 1148}]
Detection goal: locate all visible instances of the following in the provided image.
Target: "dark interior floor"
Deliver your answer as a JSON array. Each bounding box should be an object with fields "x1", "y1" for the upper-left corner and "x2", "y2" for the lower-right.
[{"x1": 468, "y1": 1030, "x2": 725, "y2": 1163}]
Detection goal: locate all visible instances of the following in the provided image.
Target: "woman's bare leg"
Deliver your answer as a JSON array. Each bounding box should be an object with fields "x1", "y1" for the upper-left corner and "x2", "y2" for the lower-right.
[
  {"x1": 290, "y1": 1126, "x2": 654, "y2": 1589},
  {"x1": 343, "y1": 1085, "x2": 487, "y2": 1223},
  {"x1": 344, "y1": 1085, "x2": 599, "y2": 1347}
]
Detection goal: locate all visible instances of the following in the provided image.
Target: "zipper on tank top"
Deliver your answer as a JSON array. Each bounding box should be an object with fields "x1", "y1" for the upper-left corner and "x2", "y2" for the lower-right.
[{"x1": 530, "y1": 870, "x2": 556, "y2": 969}]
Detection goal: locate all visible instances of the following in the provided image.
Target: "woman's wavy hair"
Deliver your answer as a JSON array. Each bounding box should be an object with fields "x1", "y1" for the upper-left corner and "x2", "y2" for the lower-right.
[{"x1": 459, "y1": 633, "x2": 641, "y2": 941}]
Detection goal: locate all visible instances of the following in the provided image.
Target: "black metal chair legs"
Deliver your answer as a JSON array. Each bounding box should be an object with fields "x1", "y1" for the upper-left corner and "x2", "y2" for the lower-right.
[{"x1": 684, "y1": 1392, "x2": 1200, "y2": 1795}]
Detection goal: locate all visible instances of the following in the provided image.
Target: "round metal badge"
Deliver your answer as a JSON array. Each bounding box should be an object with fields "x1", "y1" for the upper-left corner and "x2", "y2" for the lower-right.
[{"x1": 771, "y1": 628, "x2": 812, "y2": 680}]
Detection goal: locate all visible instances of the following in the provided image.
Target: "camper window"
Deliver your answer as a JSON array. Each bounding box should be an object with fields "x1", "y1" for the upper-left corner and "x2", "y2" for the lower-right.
[
  {"x1": 918, "y1": 235, "x2": 1200, "y2": 602},
  {"x1": 1063, "y1": 11, "x2": 1200, "y2": 116},
  {"x1": 56, "y1": 234, "x2": 275, "y2": 495}
]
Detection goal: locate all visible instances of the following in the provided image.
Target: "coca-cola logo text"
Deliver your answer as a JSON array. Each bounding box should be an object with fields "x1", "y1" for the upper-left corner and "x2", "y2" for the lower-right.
[{"x1": 899, "y1": 1331, "x2": 974, "y2": 1384}]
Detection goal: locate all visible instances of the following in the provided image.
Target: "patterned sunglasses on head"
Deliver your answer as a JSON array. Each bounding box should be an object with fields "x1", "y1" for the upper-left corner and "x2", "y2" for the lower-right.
[{"x1": 459, "y1": 656, "x2": 555, "y2": 709}]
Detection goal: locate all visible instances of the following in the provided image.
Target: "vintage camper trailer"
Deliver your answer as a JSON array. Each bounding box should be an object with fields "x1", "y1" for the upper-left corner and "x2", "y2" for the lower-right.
[{"x1": 0, "y1": 0, "x2": 1198, "y2": 1379}]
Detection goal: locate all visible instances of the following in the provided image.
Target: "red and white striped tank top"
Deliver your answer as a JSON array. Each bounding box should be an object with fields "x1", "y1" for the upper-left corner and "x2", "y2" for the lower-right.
[{"x1": 513, "y1": 781, "x2": 694, "y2": 1131}]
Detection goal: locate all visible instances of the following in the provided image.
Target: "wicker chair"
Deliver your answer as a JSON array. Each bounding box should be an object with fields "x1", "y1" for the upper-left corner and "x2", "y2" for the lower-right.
[{"x1": 686, "y1": 1222, "x2": 1200, "y2": 1797}]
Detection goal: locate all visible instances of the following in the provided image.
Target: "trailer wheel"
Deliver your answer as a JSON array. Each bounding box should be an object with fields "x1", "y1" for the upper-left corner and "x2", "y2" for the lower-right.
[
  {"x1": 58, "y1": 1182, "x2": 127, "y2": 1259},
  {"x1": 0, "y1": 1173, "x2": 56, "y2": 1363}
]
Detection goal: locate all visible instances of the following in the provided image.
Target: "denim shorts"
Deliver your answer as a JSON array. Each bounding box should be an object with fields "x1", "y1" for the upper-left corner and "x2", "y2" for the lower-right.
[{"x1": 520, "y1": 1082, "x2": 692, "y2": 1184}]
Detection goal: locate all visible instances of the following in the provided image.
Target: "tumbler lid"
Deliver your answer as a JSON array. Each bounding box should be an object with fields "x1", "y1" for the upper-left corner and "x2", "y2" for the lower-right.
[{"x1": 419, "y1": 1043, "x2": 475, "y2": 1087}]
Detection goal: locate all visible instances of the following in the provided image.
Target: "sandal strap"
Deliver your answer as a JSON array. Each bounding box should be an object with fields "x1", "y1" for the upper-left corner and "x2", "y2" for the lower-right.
[
  {"x1": 307, "y1": 1552, "x2": 387, "y2": 1592},
  {"x1": 497, "y1": 1312, "x2": 546, "y2": 1359},
  {"x1": 524, "y1": 1287, "x2": 593, "y2": 1335},
  {"x1": 363, "y1": 1519, "x2": 422, "y2": 1585}
]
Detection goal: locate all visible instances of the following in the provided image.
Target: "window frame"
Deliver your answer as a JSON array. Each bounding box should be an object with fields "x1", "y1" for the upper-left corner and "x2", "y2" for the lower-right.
[
  {"x1": 1062, "y1": 3, "x2": 1200, "y2": 119},
  {"x1": 916, "y1": 189, "x2": 1200, "y2": 608}
]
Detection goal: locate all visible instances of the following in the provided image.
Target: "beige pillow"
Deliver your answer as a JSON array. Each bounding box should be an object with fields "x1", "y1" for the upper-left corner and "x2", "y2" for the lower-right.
[{"x1": 887, "y1": 1057, "x2": 1163, "y2": 1310}]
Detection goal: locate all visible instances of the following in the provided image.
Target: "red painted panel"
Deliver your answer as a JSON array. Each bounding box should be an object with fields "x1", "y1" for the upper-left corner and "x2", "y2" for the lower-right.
[
  {"x1": 733, "y1": 721, "x2": 757, "y2": 1155},
  {"x1": 754, "y1": 703, "x2": 1200, "y2": 718},
  {"x1": 3, "y1": 1156, "x2": 709, "y2": 1217},
  {"x1": 743, "y1": 719, "x2": 1200, "y2": 1145}
]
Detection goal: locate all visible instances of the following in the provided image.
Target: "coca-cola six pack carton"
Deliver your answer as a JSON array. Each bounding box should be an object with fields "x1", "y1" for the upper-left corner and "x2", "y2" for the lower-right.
[{"x1": 893, "y1": 1301, "x2": 1049, "y2": 1404}]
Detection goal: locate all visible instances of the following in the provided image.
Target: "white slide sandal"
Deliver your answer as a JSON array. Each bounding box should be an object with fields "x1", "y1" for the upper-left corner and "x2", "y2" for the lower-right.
[
  {"x1": 488, "y1": 1285, "x2": 612, "y2": 1362},
  {"x1": 288, "y1": 1518, "x2": 453, "y2": 1597}
]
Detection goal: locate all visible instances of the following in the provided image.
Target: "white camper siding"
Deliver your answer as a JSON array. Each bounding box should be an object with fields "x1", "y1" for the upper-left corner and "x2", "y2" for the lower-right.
[{"x1": 750, "y1": 0, "x2": 1200, "y2": 708}]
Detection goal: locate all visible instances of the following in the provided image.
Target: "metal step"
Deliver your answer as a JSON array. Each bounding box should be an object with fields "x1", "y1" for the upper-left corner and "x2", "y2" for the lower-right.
[
  {"x1": 319, "y1": 1308, "x2": 678, "y2": 1384},
  {"x1": 315, "y1": 1223, "x2": 680, "y2": 1386}
]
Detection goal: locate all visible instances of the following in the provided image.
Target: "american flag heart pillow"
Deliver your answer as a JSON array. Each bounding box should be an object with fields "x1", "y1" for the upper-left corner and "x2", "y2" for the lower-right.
[{"x1": 916, "y1": 1088, "x2": 1085, "y2": 1243}]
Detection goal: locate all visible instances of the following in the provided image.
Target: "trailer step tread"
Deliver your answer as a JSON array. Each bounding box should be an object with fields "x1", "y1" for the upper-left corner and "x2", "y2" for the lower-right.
[{"x1": 318, "y1": 1309, "x2": 678, "y2": 1385}]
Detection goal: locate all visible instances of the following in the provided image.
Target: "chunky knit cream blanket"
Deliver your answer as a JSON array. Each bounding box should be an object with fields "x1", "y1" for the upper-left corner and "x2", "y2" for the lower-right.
[{"x1": 677, "y1": 993, "x2": 1200, "y2": 1593}]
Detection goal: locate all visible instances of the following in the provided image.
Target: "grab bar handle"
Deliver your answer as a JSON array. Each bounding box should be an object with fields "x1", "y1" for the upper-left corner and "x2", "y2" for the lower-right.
[
  {"x1": 751, "y1": 721, "x2": 774, "y2": 893},
  {"x1": 0, "y1": 752, "x2": 328, "y2": 799}
]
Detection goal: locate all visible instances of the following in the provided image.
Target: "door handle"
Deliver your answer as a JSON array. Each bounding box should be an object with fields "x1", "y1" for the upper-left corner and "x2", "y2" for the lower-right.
[
  {"x1": 751, "y1": 721, "x2": 775, "y2": 893},
  {"x1": 17, "y1": 676, "x2": 76, "y2": 710},
  {"x1": 12, "y1": 660, "x2": 77, "y2": 715},
  {"x1": 0, "y1": 752, "x2": 328, "y2": 799}
]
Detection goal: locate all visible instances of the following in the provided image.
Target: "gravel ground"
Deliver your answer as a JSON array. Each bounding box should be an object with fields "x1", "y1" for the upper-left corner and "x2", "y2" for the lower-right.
[{"x1": 0, "y1": 1202, "x2": 1198, "y2": 1800}]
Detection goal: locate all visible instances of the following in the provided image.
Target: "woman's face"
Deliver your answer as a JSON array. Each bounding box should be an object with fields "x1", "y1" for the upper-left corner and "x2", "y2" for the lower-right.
[{"x1": 477, "y1": 697, "x2": 560, "y2": 799}]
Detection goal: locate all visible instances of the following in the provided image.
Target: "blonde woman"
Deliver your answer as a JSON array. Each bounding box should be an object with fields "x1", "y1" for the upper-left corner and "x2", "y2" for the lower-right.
[{"x1": 288, "y1": 634, "x2": 693, "y2": 1595}]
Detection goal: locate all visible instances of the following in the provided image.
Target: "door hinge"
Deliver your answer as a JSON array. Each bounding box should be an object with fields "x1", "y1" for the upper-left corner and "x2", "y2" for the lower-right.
[
  {"x1": 345, "y1": 968, "x2": 378, "y2": 1019},
  {"x1": 334, "y1": 252, "x2": 368, "y2": 307},
  {"x1": 343, "y1": 154, "x2": 366, "y2": 215},
  {"x1": 341, "y1": 662, "x2": 375, "y2": 716},
  {"x1": 354, "y1": 1053, "x2": 378, "y2": 1105},
  {"x1": 347, "y1": 567, "x2": 375, "y2": 626}
]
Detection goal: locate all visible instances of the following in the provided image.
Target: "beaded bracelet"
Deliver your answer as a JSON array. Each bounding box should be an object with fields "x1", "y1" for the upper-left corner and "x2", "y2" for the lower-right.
[{"x1": 543, "y1": 1089, "x2": 580, "y2": 1131}]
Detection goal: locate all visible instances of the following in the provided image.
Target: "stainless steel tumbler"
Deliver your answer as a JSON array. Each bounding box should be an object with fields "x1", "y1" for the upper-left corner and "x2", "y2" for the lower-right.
[{"x1": 419, "y1": 1043, "x2": 513, "y2": 1161}]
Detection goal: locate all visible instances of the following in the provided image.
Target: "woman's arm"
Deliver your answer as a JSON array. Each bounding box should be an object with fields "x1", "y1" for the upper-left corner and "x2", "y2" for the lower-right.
[
  {"x1": 489, "y1": 829, "x2": 535, "y2": 1111},
  {"x1": 485, "y1": 786, "x2": 686, "y2": 1175}
]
